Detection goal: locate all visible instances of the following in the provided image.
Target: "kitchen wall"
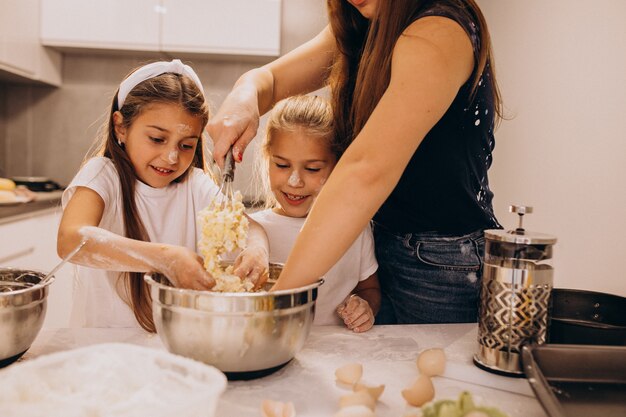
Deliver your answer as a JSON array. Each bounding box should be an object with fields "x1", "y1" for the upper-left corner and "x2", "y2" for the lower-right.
[
  {"x1": 479, "y1": 0, "x2": 626, "y2": 296},
  {"x1": 1, "y1": 1, "x2": 624, "y2": 298}
]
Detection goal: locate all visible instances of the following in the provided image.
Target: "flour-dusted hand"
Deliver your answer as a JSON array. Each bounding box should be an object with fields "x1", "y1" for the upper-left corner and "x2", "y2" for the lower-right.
[
  {"x1": 206, "y1": 84, "x2": 261, "y2": 168},
  {"x1": 161, "y1": 245, "x2": 216, "y2": 291},
  {"x1": 337, "y1": 294, "x2": 375, "y2": 333},
  {"x1": 233, "y1": 246, "x2": 270, "y2": 290}
]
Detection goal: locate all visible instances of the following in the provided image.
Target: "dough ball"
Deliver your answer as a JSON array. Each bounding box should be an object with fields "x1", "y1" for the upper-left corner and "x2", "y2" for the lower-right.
[
  {"x1": 401, "y1": 374, "x2": 435, "y2": 407},
  {"x1": 416, "y1": 348, "x2": 446, "y2": 376}
]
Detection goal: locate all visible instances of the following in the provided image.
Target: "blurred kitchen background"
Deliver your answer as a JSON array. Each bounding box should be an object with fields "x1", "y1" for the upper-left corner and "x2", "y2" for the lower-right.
[{"x1": 1, "y1": 0, "x2": 624, "y2": 305}]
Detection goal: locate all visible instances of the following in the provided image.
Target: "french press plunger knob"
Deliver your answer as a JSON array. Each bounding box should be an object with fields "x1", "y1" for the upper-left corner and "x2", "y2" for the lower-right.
[{"x1": 510, "y1": 205, "x2": 533, "y2": 234}]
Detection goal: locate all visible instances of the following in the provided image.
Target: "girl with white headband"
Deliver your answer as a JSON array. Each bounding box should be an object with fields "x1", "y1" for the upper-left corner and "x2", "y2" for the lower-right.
[{"x1": 57, "y1": 60, "x2": 269, "y2": 332}]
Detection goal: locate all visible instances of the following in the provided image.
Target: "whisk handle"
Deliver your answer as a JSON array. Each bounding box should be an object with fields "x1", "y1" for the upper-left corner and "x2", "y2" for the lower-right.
[{"x1": 224, "y1": 148, "x2": 235, "y2": 182}]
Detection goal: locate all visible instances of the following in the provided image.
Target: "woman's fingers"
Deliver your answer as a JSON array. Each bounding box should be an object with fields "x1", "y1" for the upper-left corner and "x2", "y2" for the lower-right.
[{"x1": 206, "y1": 115, "x2": 259, "y2": 168}]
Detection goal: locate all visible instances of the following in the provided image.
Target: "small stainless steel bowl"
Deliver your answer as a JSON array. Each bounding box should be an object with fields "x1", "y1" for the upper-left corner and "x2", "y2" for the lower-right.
[
  {"x1": 145, "y1": 264, "x2": 322, "y2": 379},
  {"x1": 0, "y1": 268, "x2": 53, "y2": 367}
]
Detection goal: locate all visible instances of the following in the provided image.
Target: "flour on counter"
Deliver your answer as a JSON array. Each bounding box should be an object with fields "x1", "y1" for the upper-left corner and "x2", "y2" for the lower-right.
[{"x1": 0, "y1": 343, "x2": 226, "y2": 417}]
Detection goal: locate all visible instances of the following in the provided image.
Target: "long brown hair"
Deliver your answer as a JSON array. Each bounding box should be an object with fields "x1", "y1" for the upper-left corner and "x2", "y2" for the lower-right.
[
  {"x1": 88, "y1": 69, "x2": 209, "y2": 332},
  {"x1": 327, "y1": 0, "x2": 502, "y2": 151}
]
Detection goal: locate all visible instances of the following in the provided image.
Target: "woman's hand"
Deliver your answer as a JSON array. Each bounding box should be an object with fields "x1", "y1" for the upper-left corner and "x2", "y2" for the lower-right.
[
  {"x1": 160, "y1": 246, "x2": 216, "y2": 291},
  {"x1": 337, "y1": 295, "x2": 375, "y2": 333},
  {"x1": 206, "y1": 85, "x2": 261, "y2": 168},
  {"x1": 233, "y1": 246, "x2": 270, "y2": 290}
]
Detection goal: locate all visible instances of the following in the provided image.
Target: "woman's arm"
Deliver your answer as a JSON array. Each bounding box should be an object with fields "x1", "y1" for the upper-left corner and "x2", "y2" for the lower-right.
[
  {"x1": 273, "y1": 16, "x2": 474, "y2": 290},
  {"x1": 207, "y1": 25, "x2": 337, "y2": 167},
  {"x1": 57, "y1": 187, "x2": 215, "y2": 290}
]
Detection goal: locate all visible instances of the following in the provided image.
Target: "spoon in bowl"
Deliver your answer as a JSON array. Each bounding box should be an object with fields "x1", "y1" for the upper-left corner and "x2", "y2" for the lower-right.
[{"x1": 15, "y1": 240, "x2": 87, "y2": 286}]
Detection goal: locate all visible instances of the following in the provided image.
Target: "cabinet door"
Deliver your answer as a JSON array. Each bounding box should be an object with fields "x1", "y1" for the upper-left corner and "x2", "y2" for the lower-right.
[
  {"x1": 0, "y1": 0, "x2": 39, "y2": 76},
  {"x1": 0, "y1": 210, "x2": 72, "y2": 329},
  {"x1": 161, "y1": 0, "x2": 281, "y2": 57},
  {"x1": 40, "y1": 0, "x2": 161, "y2": 51}
]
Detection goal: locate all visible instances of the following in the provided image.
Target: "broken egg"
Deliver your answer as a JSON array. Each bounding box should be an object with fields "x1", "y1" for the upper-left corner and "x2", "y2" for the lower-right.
[
  {"x1": 339, "y1": 390, "x2": 376, "y2": 411},
  {"x1": 333, "y1": 405, "x2": 376, "y2": 417},
  {"x1": 353, "y1": 382, "x2": 385, "y2": 401},
  {"x1": 401, "y1": 374, "x2": 435, "y2": 407},
  {"x1": 416, "y1": 348, "x2": 446, "y2": 376},
  {"x1": 335, "y1": 363, "x2": 363, "y2": 386},
  {"x1": 261, "y1": 399, "x2": 296, "y2": 417}
]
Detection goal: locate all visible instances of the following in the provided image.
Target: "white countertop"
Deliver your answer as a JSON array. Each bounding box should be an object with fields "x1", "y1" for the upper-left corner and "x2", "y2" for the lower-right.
[{"x1": 22, "y1": 324, "x2": 547, "y2": 417}]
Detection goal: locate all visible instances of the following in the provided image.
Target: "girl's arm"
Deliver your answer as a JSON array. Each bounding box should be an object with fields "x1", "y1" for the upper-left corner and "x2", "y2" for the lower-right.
[
  {"x1": 57, "y1": 186, "x2": 216, "y2": 290},
  {"x1": 352, "y1": 273, "x2": 381, "y2": 316},
  {"x1": 207, "y1": 25, "x2": 337, "y2": 167},
  {"x1": 273, "y1": 16, "x2": 474, "y2": 290}
]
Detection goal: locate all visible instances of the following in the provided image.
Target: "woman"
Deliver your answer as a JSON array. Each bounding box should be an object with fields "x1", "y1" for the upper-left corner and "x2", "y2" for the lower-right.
[{"x1": 207, "y1": 0, "x2": 502, "y2": 324}]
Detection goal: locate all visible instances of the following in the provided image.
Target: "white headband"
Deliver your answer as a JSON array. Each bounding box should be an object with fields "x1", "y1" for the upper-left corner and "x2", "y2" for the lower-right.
[{"x1": 117, "y1": 59, "x2": 205, "y2": 109}]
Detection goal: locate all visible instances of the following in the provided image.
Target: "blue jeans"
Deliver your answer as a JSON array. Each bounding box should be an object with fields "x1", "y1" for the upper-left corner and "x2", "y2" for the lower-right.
[{"x1": 373, "y1": 224, "x2": 486, "y2": 324}]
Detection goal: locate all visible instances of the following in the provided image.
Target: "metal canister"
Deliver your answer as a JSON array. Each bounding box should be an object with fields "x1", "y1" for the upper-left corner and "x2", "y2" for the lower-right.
[{"x1": 474, "y1": 205, "x2": 557, "y2": 376}]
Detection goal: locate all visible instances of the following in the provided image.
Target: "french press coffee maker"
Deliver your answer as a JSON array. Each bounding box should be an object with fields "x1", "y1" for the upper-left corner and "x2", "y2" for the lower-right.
[{"x1": 474, "y1": 205, "x2": 557, "y2": 376}]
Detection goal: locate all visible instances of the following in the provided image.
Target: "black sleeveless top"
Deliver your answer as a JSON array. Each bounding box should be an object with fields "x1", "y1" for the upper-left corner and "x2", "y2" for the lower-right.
[{"x1": 373, "y1": 1, "x2": 501, "y2": 234}]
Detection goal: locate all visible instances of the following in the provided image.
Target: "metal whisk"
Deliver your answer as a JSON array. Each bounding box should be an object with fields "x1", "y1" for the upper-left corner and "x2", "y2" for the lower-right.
[{"x1": 215, "y1": 147, "x2": 236, "y2": 207}]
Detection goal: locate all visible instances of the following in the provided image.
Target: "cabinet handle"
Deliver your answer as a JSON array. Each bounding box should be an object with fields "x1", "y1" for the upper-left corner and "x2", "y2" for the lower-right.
[{"x1": 0, "y1": 247, "x2": 35, "y2": 264}]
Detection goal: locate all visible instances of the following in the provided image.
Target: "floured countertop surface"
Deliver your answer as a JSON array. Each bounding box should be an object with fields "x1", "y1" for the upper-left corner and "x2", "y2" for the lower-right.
[{"x1": 19, "y1": 324, "x2": 547, "y2": 417}]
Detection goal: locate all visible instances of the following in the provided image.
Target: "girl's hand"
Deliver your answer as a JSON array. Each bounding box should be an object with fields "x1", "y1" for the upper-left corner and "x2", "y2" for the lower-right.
[
  {"x1": 233, "y1": 246, "x2": 269, "y2": 290},
  {"x1": 161, "y1": 246, "x2": 216, "y2": 291},
  {"x1": 206, "y1": 87, "x2": 260, "y2": 168},
  {"x1": 337, "y1": 295, "x2": 375, "y2": 333}
]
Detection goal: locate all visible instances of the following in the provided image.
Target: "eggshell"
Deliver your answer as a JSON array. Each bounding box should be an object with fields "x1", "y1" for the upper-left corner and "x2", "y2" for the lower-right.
[
  {"x1": 335, "y1": 363, "x2": 363, "y2": 386},
  {"x1": 333, "y1": 405, "x2": 376, "y2": 417},
  {"x1": 339, "y1": 390, "x2": 376, "y2": 411},
  {"x1": 401, "y1": 374, "x2": 435, "y2": 407},
  {"x1": 261, "y1": 399, "x2": 296, "y2": 417},
  {"x1": 353, "y1": 382, "x2": 385, "y2": 401},
  {"x1": 416, "y1": 348, "x2": 446, "y2": 376}
]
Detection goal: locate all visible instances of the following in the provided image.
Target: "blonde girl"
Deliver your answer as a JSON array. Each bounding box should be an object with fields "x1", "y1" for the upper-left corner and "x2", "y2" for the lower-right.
[
  {"x1": 58, "y1": 60, "x2": 268, "y2": 332},
  {"x1": 251, "y1": 95, "x2": 380, "y2": 332}
]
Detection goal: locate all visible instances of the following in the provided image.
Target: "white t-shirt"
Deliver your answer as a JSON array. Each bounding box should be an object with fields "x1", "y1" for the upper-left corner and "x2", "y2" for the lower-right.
[
  {"x1": 62, "y1": 157, "x2": 219, "y2": 328},
  {"x1": 249, "y1": 209, "x2": 378, "y2": 325}
]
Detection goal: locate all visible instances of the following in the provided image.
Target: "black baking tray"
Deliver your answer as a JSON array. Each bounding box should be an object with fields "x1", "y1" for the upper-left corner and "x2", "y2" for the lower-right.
[
  {"x1": 549, "y1": 288, "x2": 626, "y2": 345},
  {"x1": 522, "y1": 344, "x2": 626, "y2": 417}
]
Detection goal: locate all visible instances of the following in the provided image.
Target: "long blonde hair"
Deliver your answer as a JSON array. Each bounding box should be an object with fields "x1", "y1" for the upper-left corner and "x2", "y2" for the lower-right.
[
  {"x1": 88, "y1": 68, "x2": 209, "y2": 332},
  {"x1": 255, "y1": 95, "x2": 337, "y2": 209},
  {"x1": 327, "y1": 0, "x2": 503, "y2": 151}
]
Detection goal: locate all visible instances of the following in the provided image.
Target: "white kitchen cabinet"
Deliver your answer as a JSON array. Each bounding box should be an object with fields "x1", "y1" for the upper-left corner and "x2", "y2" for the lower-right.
[
  {"x1": 161, "y1": 0, "x2": 281, "y2": 57},
  {"x1": 40, "y1": 0, "x2": 161, "y2": 52},
  {"x1": 0, "y1": 208, "x2": 72, "y2": 328},
  {"x1": 40, "y1": 0, "x2": 281, "y2": 57},
  {"x1": 0, "y1": 0, "x2": 61, "y2": 85}
]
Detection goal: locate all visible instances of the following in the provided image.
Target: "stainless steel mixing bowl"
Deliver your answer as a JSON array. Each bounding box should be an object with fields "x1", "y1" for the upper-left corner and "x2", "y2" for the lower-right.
[
  {"x1": 0, "y1": 268, "x2": 53, "y2": 367},
  {"x1": 145, "y1": 264, "x2": 322, "y2": 379}
]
